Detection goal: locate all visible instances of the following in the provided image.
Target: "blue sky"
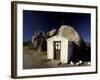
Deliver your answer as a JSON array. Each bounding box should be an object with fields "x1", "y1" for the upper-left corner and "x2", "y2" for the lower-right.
[{"x1": 23, "y1": 10, "x2": 91, "y2": 43}]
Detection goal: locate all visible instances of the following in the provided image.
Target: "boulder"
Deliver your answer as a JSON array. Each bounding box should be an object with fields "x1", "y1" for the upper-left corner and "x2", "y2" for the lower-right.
[
  {"x1": 46, "y1": 29, "x2": 57, "y2": 38},
  {"x1": 32, "y1": 31, "x2": 46, "y2": 51},
  {"x1": 57, "y1": 25, "x2": 85, "y2": 47},
  {"x1": 38, "y1": 38, "x2": 47, "y2": 51},
  {"x1": 57, "y1": 25, "x2": 86, "y2": 61}
]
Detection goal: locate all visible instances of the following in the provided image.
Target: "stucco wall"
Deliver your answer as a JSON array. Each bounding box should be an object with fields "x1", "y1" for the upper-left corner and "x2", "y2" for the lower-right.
[
  {"x1": 47, "y1": 36, "x2": 70, "y2": 63},
  {"x1": 47, "y1": 39, "x2": 54, "y2": 59},
  {"x1": 60, "y1": 39, "x2": 68, "y2": 63}
]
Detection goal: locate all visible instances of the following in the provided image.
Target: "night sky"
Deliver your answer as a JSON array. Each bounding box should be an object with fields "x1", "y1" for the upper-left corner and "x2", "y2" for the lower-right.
[{"x1": 23, "y1": 10, "x2": 91, "y2": 43}]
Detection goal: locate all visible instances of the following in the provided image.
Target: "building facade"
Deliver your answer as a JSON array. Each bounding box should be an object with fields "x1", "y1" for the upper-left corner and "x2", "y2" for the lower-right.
[{"x1": 47, "y1": 35, "x2": 73, "y2": 63}]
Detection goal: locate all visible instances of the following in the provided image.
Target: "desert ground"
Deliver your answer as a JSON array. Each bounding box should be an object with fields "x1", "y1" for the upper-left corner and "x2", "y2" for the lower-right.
[{"x1": 23, "y1": 45, "x2": 90, "y2": 69}]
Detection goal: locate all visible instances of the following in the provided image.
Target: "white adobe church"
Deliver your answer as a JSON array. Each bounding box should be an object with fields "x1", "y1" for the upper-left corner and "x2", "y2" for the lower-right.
[{"x1": 47, "y1": 35, "x2": 73, "y2": 63}]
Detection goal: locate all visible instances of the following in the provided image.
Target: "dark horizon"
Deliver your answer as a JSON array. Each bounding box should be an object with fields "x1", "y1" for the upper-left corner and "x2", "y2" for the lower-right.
[{"x1": 23, "y1": 10, "x2": 91, "y2": 43}]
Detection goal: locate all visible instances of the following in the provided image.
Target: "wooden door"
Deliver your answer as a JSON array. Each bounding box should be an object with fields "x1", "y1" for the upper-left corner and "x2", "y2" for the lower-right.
[{"x1": 54, "y1": 41, "x2": 61, "y2": 60}]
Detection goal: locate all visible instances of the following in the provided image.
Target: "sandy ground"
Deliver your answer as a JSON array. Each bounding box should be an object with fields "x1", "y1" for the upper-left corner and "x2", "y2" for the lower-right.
[{"x1": 23, "y1": 46, "x2": 90, "y2": 69}]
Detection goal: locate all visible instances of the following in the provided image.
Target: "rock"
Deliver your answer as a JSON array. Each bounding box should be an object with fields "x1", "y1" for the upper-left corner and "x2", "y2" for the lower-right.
[
  {"x1": 75, "y1": 60, "x2": 83, "y2": 66},
  {"x1": 70, "y1": 61, "x2": 74, "y2": 65},
  {"x1": 82, "y1": 62, "x2": 91, "y2": 66},
  {"x1": 46, "y1": 29, "x2": 57, "y2": 38},
  {"x1": 38, "y1": 38, "x2": 47, "y2": 51},
  {"x1": 49, "y1": 29, "x2": 57, "y2": 36},
  {"x1": 87, "y1": 62, "x2": 91, "y2": 65},
  {"x1": 57, "y1": 25, "x2": 85, "y2": 47},
  {"x1": 57, "y1": 25, "x2": 86, "y2": 61},
  {"x1": 32, "y1": 31, "x2": 47, "y2": 51},
  {"x1": 79, "y1": 60, "x2": 83, "y2": 64}
]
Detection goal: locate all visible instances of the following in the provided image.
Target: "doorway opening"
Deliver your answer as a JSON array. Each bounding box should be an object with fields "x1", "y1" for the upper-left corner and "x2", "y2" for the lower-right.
[{"x1": 54, "y1": 41, "x2": 61, "y2": 60}]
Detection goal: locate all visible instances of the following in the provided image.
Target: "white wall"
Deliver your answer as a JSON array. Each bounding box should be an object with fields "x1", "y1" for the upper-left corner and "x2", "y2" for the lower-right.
[
  {"x1": 47, "y1": 36, "x2": 69, "y2": 63},
  {"x1": 47, "y1": 39, "x2": 54, "y2": 59},
  {"x1": 60, "y1": 38, "x2": 68, "y2": 63},
  {"x1": 0, "y1": 0, "x2": 100, "y2": 80}
]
